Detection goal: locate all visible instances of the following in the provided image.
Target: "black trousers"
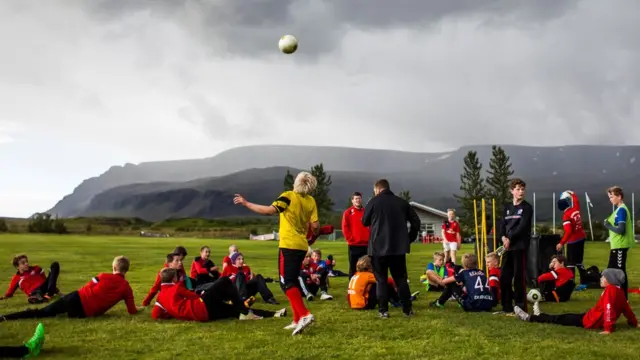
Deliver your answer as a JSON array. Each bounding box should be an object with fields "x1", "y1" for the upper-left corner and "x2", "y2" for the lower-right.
[
  {"x1": 529, "y1": 312, "x2": 585, "y2": 327},
  {"x1": 371, "y1": 255, "x2": 411, "y2": 314},
  {"x1": 348, "y1": 246, "x2": 368, "y2": 278},
  {"x1": 278, "y1": 248, "x2": 307, "y2": 292},
  {"x1": 234, "y1": 273, "x2": 275, "y2": 301},
  {"x1": 541, "y1": 280, "x2": 575, "y2": 302},
  {"x1": 500, "y1": 249, "x2": 528, "y2": 312},
  {"x1": 194, "y1": 271, "x2": 219, "y2": 288},
  {"x1": 201, "y1": 278, "x2": 275, "y2": 321},
  {"x1": 566, "y1": 241, "x2": 586, "y2": 282},
  {"x1": 608, "y1": 248, "x2": 629, "y2": 299},
  {"x1": 437, "y1": 282, "x2": 464, "y2": 305},
  {"x1": 2, "y1": 291, "x2": 86, "y2": 321},
  {"x1": 0, "y1": 346, "x2": 29, "y2": 358},
  {"x1": 32, "y1": 262, "x2": 60, "y2": 298},
  {"x1": 298, "y1": 269, "x2": 331, "y2": 297},
  {"x1": 361, "y1": 283, "x2": 400, "y2": 310}
]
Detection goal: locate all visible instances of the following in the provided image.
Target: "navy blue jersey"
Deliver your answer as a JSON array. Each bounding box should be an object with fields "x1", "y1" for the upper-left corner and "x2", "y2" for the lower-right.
[{"x1": 454, "y1": 268, "x2": 495, "y2": 311}]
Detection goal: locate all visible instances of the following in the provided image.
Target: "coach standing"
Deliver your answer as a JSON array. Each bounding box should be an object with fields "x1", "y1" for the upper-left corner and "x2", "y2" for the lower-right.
[
  {"x1": 362, "y1": 179, "x2": 421, "y2": 318},
  {"x1": 342, "y1": 192, "x2": 370, "y2": 278}
]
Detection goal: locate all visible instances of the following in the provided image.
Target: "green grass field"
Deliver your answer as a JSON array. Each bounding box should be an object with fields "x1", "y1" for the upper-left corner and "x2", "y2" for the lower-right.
[{"x1": 0, "y1": 235, "x2": 638, "y2": 360}]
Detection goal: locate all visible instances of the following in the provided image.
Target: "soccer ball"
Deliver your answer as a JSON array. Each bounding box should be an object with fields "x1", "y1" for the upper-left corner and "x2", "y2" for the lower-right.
[
  {"x1": 560, "y1": 190, "x2": 573, "y2": 201},
  {"x1": 527, "y1": 289, "x2": 542, "y2": 303},
  {"x1": 278, "y1": 35, "x2": 298, "y2": 54}
]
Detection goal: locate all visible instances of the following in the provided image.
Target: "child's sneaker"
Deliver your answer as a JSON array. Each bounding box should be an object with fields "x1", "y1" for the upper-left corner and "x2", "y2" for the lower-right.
[
  {"x1": 306, "y1": 294, "x2": 314, "y2": 301},
  {"x1": 243, "y1": 296, "x2": 256, "y2": 308},
  {"x1": 274, "y1": 308, "x2": 287, "y2": 318},
  {"x1": 292, "y1": 313, "x2": 315, "y2": 335},
  {"x1": 378, "y1": 312, "x2": 390, "y2": 319},
  {"x1": 410, "y1": 291, "x2": 420, "y2": 301},
  {"x1": 283, "y1": 321, "x2": 297, "y2": 330},
  {"x1": 239, "y1": 310, "x2": 263, "y2": 320},
  {"x1": 429, "y1": 300, "x2": 444, "y2": 309},
  {"x1": 24, "y1": 323, "x2": 45, "y2": 358},
  {"x1": 320, "y1": 292, "x2": 333, "y2": 300},
  {"x1": 513, "y1": 306, "x2": 530, "y2": 321},
  {"x1": 533, "y1": 301, "x2": 541, "y2": 316}
]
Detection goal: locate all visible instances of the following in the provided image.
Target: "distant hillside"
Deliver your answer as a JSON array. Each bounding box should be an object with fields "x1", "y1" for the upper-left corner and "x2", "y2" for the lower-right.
[{"x1": 49, "y1": 144, "x2": 640, "y2": 220}]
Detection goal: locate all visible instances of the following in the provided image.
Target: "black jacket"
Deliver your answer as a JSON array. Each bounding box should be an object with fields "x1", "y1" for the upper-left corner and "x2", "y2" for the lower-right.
[
  {"x1": 362, "y1": 189, "x2": 421, "y2": 257},
  {"x1": 499, "y1": 200, "x2": 533, "y2": 251}
]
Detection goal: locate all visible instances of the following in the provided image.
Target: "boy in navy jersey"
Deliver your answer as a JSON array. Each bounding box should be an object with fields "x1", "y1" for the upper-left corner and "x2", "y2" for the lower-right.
[
  {"x1": 430, "y1": 254, "x2": 496, "y2": 311},
  {"x1": 0, "y1": 256, "x2": 143, "y2": 321},
  {"x1": 537, "y1": 255, "x2": 574, "y2": 302}
]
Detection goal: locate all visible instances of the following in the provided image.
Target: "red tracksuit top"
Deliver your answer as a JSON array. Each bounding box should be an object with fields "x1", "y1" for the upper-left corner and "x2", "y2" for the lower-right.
[
  {"x1": 582, "y1": 285, "x2": 637, "y2": 332},
  {"x1": 4, "y1": 266, "x2": 46, "y2": 298},
  {"x1": 342, "y1": 206, "x2": 370, "y2": 246},
  {"x1": 77, "y1": 273, "x2": 138, "y2": 317},
  {"x1": 560, "y1": 209, "x2": 587, "y2": 245},
  {"x1": 142, "y1": 265, "x2": 187, "y2": 306},
  {"x1": 538, "y1": 267, "x2": 574, "y2": 288},
  {"x1": 151, "y1": 283, "x2": 208, "y2": 322}
]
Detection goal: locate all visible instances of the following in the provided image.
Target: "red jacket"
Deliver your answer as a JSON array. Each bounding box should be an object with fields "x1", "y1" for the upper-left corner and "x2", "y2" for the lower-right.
[
  {"x1": 151, "y1": 283, "x2": 208, "y2": 322},
  {"x1": 190, "y1": 257, "x2": 215, "y2": 279},
  {"x1": 222, "y1": 265, "x2": 252, "y2": 281},
  {"x1": 142, "y1": 265, "x2": 186, "y2": 306},
  {"x1": 4, "y1": 266, "x2": 46, "y2": 298},
  {"x1": 582, "y1": 285, "x2": 637, "y2": 332},
  {"x1": 342, "y1": 206, "x2": 370, "y2": 246},
  {"x1": 560, "y1": 209, "x2": 587, "y2": 245},
  {"x1": 538, "y1": 267, "x2": 574, "y2": 288},
  {"x1": 77, "y1": 273, "x2": 137, "y2": 317}
]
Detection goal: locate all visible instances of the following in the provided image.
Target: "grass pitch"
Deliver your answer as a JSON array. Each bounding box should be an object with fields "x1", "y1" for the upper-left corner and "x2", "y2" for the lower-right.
[{"x1": 0, "y1": 234, "x2": 638, "y2": 360}]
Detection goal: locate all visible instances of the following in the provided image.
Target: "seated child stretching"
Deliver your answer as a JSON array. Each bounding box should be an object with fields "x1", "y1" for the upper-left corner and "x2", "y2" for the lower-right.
[
  {"x1": 221, "y1": 252, "x2": 279, "y2": 305},
  {"x1": 142, "y1": 252, "x2": 189, "y2": 307},
  {"x1": 537, "y1": 255, "x2": 574, "y2": 303},
  {"x1": 422, "y1": 251, "x2": 449, "y2": 291},
  {"x1": 190, "y1": 245, "x2": 220, "y2": 286},
  {"x1": 514, "y1": 268, "x2": 637, "y2": 334},
  {"x1": 222, "y1": 244, "x2": 239, "y2": 272},
  {"x1": 347, "y1": 255, "x2": 418, "y2": 310},
  {"x1": 152, "y1": 268, "x2": 286, "y2": 321},
  {"x1": 0, "y1": 256, "x2": 143, "y2": 321},
  {"x1": 1, "y1": 254, "x2": 61, "y2": 304},
  {"x1": 299, "y1": 252, "x2": 334, "y2": 301},
  {"x1": 430, "y1": 254, "x2": 497, "y2": 312},
  {"x1": 324, "y1": 254, "x2": 348, "y2": 277},
  {"x1": 0, "y1": 323, "x2": 45, "y2": 359}
]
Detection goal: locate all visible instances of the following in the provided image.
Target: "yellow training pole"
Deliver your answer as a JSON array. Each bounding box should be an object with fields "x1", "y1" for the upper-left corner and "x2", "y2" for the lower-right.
[
  {"x1": 481, "y1": 199, "x2": 487, "y2": 271},
  {"x1": 474, "y1": 199, "x2": 479, "y2": 262},
  {"x1": 492, "y1": 198, "x2": 497, "y2": 252}
]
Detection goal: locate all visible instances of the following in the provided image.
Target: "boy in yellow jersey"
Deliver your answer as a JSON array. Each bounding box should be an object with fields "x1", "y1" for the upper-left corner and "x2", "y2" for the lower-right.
[{"x1": 233, "y1": 171, "x2": 319, "y2": 336}]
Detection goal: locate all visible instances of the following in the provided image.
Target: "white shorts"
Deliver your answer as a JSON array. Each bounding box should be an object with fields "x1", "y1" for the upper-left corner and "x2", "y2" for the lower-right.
[{"x1": 443, "y1": 241, "x2": 458, "y2": 251}]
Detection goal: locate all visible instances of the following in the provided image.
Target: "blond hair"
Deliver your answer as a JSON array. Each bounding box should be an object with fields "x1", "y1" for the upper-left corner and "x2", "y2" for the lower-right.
[
  {"x1": 485, "y1": 252, "x2": 499, "y2": 263},
  {"x1": 433, "y1": 251, "x2": 445, "y2": 260},
  {"x1": 113, "y1": 256, "x2": 130, "y2": 273},
  {"x1": 356, "y1": 255, "x2": 373, "y2": 273},
  {"x1": 293, "y1": 171, "x2": 317, "y2": 195},
  {"x1": 462, "y1": 254, "x2": 478, "y2": 269}
]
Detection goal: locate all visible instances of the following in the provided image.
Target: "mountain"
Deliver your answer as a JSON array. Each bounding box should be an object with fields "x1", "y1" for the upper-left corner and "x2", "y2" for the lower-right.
[{"x1": 49, "y1": 145, "x2": 640, "y2": 221}]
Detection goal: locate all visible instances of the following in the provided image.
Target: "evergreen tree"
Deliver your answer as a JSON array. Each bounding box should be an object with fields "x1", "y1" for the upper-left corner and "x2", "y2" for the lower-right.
[
  {"x1": 283, "y1": 170, "x2": 294, "y2": 191},
  {"x1": 454, "y1": 151, "x2": 486, "y2": 234},
  {"x1": 310, "y1": 163, "x2": 334, "y2": 223},
  {"x1": 486, "y1": 145, "x2": 514, "y2": 213},
  {"x1": 398, "y1": 190, "x2": 412, "y2": 202},
  {"x1": 0, "y1": 218, "x2": 8, "y2": 232}
]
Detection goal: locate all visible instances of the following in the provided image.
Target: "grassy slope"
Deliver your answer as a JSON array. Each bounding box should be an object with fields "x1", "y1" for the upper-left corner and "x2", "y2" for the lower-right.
[{"x1": 0, "y1": 235, "x2": 638, "y2": 360}]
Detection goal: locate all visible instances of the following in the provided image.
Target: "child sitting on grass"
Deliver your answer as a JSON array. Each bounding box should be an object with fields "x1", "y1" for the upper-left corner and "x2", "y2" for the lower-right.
[
  {"x1": 1, "y1": 254, "x2": 61, "y2": 304},
  {"x1": 486, "y1": 252, "x2": 501, "y2": 302},
  {"x1": 324, "y1": 255, "x2": 348, "y2": 277},
  {"x1": 221, "y1": 252, "x2": 279, "y2": 305},
  {"x1": 299, "y1": 252, "x2": 334, "y2": 301},
  {"x1": 421, "y1": 251, "x2": 448, "y2": 291},
  {"x1": 190, "y1": 245, "x2": 220, "y2": 286},
  {"x1": 347, "y1": 256, "x2": 419, "y2": 310},
  {"x1": 514, "y1": 268, "x2": 637, "y2": 334},
  {"x1": 430, "y1": 254, "x2": 497, "y2": 312},
  {"x1": 222, "y1": 244, "x2": 238, "y2": 271},
  {"x1": 0, "y1": 323, "x2": 45, "y2": 359},
  {"x1": 142, "y1": 252, "x2": 188, "y2": 307},
  {"x1": 152, "y1": 268, "x2": 286, "y2": 322},
  {"x1": 0, "y1": 256, "x2": 143, "y2": 322},
  {"x1": 536, "y1": 255, "x2": 575, "y2": 303}
]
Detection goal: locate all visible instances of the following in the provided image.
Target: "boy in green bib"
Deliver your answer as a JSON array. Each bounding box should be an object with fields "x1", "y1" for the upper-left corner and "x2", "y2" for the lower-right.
[{"x1": 604, "y1": 186, "x2": 634, "y2": 299}]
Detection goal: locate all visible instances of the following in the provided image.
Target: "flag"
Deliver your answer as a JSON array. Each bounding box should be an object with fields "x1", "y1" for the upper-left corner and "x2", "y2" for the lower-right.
[{"x1": 585, "y1": 192, "x2": 594, "y2": 207}]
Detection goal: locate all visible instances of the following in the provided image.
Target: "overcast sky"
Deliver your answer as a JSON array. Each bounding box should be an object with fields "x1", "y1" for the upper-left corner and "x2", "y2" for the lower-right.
[{"x1": 1, "y1": 0, "x2": 639, "y2": 217}]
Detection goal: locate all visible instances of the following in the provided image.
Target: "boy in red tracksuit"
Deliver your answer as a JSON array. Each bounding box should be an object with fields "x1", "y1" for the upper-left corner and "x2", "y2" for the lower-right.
[
  {"x1": 537, "y1": 255, "x2": 574, "y2": 302},
  {"x1": 486, "y1": 253, "x2": 501, "y2": 303},
  {"x1": 342, "y1": 192, "x2": 371, "y2": 278},
  {"x1": 1, "y1": 254, "x2": 61, "y2": 304},
  {"x1": 142, "y1": 253, "x2": 189, "y2": 307},
  {"x1": 0, "y1": 256, "x2": 143, "y2": 322},
  {"x1": 151, "y1": 268, "x2": 285, "y2": 322},
  {"x1": 221, "y1": 252, "x2": 279, "y2": 305},
  {"x1": 514, "y1": 268, "x2": 638, "y2": 334},
  {"x1": 190, "y1": 245, "x2": 220, "y2": 287},
  {"x1": 555, "y1": 191, "x2": 587, "y2": 282}
]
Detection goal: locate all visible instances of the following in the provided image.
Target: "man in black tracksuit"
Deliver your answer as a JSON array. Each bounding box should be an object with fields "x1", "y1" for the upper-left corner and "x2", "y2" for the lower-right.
[
  {"x1": 362, "y1": 179, "x2": 421, "y2": 318},
  {"x1": 499, "y1": 178, "x2": 533, "y2": 314}
]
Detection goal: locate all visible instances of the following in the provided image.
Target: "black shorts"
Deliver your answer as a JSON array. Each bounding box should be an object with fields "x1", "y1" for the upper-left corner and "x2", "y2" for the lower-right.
[
  {"x1": 566, "y1": 241, "x2": 585, "y2": 265},
  {"x1": 62, "y1": 291, "x2": 86, "y2": 319},
  {"x1": 278, "y1": 248, "x2": 307, "y2": 291}
]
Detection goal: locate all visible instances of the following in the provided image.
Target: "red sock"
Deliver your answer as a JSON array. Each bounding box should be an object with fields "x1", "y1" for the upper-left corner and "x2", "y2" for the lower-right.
[{"x1": 286, "y1": 287, "x2": 309, "y2": 321}]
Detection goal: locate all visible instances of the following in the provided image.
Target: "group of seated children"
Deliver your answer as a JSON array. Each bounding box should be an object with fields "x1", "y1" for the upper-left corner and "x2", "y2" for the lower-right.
[
  {"x1": 299, "y1": 249, "x2": 335, "y2": 301},
  {"x1": 347, "y1": 255, "x2": 419, "y2": 310}
]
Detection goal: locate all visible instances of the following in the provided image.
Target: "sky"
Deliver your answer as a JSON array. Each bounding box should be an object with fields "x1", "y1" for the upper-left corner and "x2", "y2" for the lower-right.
[{"x1": 1, "y1": 0, "x2": 639, "y2": 217}]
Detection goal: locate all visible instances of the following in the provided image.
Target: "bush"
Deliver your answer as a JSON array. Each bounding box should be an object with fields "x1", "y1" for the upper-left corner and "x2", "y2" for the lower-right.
[{"x1": 0, "y1": 219, "x2": 8, "y2": 232}]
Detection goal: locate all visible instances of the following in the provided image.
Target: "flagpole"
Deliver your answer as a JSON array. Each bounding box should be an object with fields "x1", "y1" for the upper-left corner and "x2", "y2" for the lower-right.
[
  {"x1": 533, "y1": 192, "x2": 536, "y2": 234},
  {"x1": 585, "y1": 192, "x2": 595, "y2": 241},
  {"x1": 552, "y1": 192, "x2": 556, "y2": 234},
  {"x1": 633, "y1": 192, "x2": 635, "y2": 239}
]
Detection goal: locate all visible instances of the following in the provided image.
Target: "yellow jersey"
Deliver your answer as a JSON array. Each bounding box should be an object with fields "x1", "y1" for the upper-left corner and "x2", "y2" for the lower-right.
[{"x1": 271, "y1": 191, "x2": 319, "y2": 251}]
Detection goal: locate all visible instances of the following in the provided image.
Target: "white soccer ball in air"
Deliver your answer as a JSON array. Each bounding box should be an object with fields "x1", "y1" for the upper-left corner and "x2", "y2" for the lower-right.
[
  {"x1": 278, "y1": 35, "x2": 298, "y2": 54},
  {"x1": 560, "y1": 190, "x2": 574, "y2": 201},
  {"x1": 527, "y1": 289, "x2": 542, "y2": 303}
]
